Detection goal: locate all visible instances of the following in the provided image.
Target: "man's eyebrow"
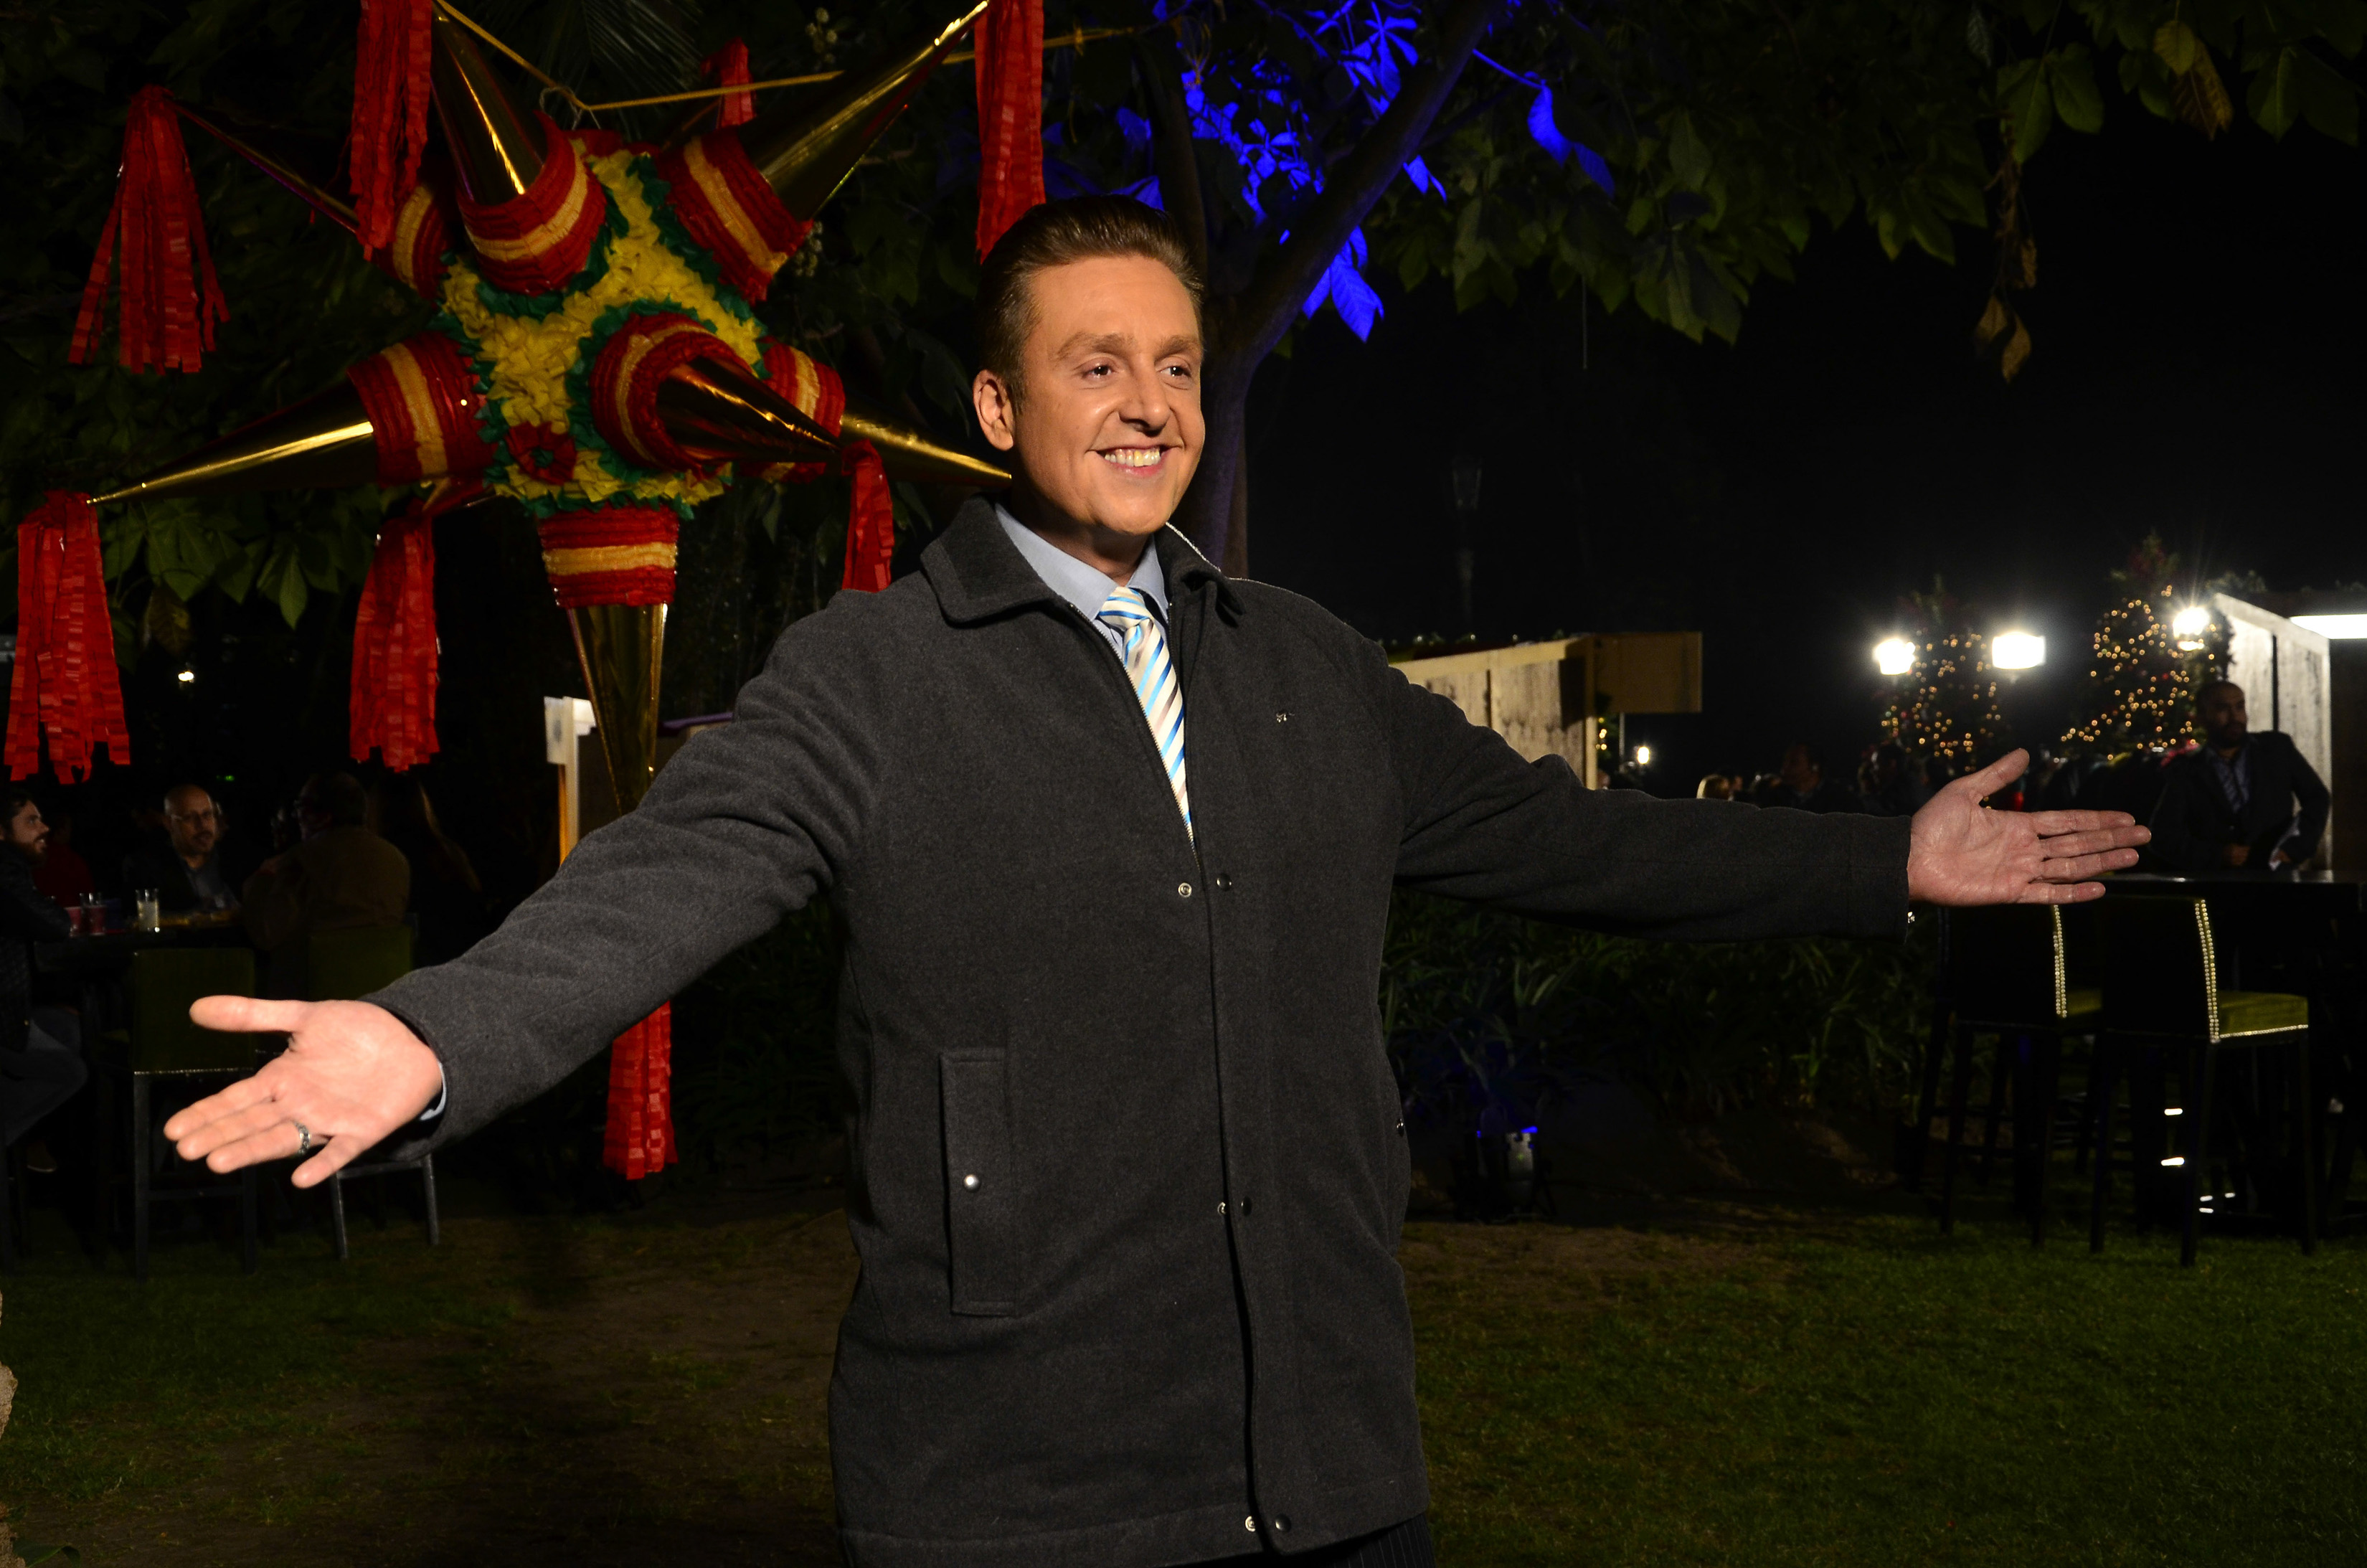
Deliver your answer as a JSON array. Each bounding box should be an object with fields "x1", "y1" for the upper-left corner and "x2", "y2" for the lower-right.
[{"x1": 1049, "y1": 330, "x2": 1204, "y2": 360}]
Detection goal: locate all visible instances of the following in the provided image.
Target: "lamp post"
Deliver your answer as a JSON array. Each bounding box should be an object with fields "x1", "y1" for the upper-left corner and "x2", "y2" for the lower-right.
[{"x1": 1452, "y1": 452, "x2": 1482, "y2": 635}]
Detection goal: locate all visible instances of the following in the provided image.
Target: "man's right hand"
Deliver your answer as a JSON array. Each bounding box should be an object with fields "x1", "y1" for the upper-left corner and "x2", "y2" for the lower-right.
[
  {"x1": 2222, "y1": 844, "x2": 2251, "y2": 868},
  {"x1": 161, "y1": 998, "x2": 444, "y2": 1189}
]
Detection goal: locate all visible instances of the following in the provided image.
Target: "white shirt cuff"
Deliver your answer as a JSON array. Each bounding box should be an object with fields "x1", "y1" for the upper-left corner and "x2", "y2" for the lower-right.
[{"x1": 419, "y1": 1065, "x2": 448, "y2": 1122}]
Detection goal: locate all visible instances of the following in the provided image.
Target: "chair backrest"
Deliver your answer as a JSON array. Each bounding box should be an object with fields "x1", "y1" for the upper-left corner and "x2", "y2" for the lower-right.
[
  {"x1": 305, "y1": 925, "x2": 415, "y2": 1002},
  {"x1": 1946, "y1": 905, "x2": 2066, "y2": 1026},
  {"x1": 2099, "y1": 895, "x2": 2218, "y2": 1039},
  {"x1": 129, "y1": 947, "x2": 258, "y2": 1075}
]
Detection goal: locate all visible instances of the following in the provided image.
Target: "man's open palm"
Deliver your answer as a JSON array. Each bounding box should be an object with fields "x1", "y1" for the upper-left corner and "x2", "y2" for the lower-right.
[
  {"x1": 1906, "y1": 749, "x2": 2150, "y2": 905},
  {"x1": 161, "y1": 998, "x2": 443, "y2": 1188}
]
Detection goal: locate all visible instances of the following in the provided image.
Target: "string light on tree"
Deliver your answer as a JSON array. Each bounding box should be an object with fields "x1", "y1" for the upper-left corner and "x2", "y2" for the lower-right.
[
  {"x1": 2061, "y1": 534, "x2": 2228, "y2": 752},
  {"x1": 1875, "y1": 580, "x2": 2005, "y2": 762}
]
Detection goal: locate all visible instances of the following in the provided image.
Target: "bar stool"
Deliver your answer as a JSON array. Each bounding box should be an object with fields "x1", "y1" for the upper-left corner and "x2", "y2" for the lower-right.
[
  {"x1": 91, "y1": 948, "x2": 260, "y2": 1280},
  {"x1": 2091, "y1": 895, "x2": 2315, "y2": 1266},
  {"x1": 306, "y1": 926, "x2": 438, "y2": 1259},
  {"x1": 1920, "y1": 906, "x2": 2101, "y2": 1242}
]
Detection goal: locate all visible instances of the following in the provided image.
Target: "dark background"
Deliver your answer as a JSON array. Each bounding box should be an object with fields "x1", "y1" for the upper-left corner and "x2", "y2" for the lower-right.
[{"x1": 1249, "y1": 110, "x2": 2367, "y2": 797}]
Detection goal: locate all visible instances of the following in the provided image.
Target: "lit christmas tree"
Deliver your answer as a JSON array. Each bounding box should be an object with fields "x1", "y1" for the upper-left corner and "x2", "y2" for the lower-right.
[
  {"x1": 1879, "y1": 579, "x2": 2006, "y2": 762},
  {"x1": 2061, "y1": 534, "x2": 2229, "y2": 753}
]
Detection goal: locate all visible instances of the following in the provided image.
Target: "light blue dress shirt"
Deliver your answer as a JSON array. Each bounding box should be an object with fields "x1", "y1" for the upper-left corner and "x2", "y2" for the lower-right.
[{"x1": 995, "y1": 504, "x2": 1168, "y2": 654}]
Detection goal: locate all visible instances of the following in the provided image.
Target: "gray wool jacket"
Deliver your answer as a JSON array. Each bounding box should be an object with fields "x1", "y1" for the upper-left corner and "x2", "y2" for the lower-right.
[{"x1": 372, "y1": 499, "x2": 1911, "y2": 1567}]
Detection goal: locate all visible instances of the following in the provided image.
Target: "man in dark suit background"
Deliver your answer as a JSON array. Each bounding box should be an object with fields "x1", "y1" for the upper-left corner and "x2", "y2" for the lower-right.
[
  {"x1": 122, "y1": 783, "x2": 255, "y2": 912},
  {"x1": 2150, "y1": 681, "x2": 2329, "y2": 874}
]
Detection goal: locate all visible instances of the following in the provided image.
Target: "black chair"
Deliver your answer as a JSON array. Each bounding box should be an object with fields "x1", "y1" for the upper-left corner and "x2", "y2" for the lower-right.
[
  {"x1": 1917, "y1": 906, "x2": 2101, "y2": 1242},
  {"x1": 306, "y1": 926, "x2": 438, "y2": 1260},
  {"x1": 91, "y1": 948, "x2": 260, "y2": 1281},
  {"x1": 2091, "y1": 896, "x2": 2315, "y2": 1266}
]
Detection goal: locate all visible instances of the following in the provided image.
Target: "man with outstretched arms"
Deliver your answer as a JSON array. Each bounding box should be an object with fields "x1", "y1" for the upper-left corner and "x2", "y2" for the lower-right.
[{"x1": 168, "y1": 197, "x2": 2148, "y2": 1568}]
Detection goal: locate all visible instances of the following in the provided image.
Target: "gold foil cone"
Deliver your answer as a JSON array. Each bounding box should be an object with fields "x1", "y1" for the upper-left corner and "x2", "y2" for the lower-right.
[
  {"x1": 569, "y1": 603, "x2": 667, "y2": 813},
  {"x1": 656, "y1": 354, "x2": 840, "y2": 468},
  {"x1": 430, "y1": 1, "x2": 547, "y2": 204},
  {"x1": 841, "y1": 400, "x2": 1011, "y2": 488},
  {"x1": 93, "y1": 382, "x2": 381, "y2": 506},
  {"x1": 738, "y1": 0, "x2": 990, "y2": 220}
]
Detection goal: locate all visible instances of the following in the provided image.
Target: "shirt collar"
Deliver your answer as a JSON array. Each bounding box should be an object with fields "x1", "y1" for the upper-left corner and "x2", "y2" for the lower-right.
[{"x1": 994, "y1": 504, "x2": 1168, "y2": 625}]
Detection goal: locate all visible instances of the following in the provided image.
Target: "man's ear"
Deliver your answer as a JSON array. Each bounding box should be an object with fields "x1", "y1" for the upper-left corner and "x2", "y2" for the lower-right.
[{"x1": 973, "y1": 368, "x2": 1018, "y2": 453}]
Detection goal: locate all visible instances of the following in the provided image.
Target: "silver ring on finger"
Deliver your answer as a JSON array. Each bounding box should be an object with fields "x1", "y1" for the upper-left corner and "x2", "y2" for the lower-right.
[{"x1": 295, "y1": 1122, "x2": 313, "y2": 1156}]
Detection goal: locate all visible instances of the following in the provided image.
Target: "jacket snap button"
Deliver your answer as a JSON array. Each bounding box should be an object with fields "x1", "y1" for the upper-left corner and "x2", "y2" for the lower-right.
[
  {"x1": 1244, "y1": 1516, "x2": 1257, "y2": 1533},
  {"x1": 1272, "y1": 1516, "x2": 1291, "y2": 1534},
  {"x1": 962, "y1": 1173, "x2": 980, "y2": 1191},
  {"x1": 1395, "y1": 1120, "x2": 1406, "y2": 1136},
  {"x1": 1214, "y1": 872, "x2": 1234, "y2": 890},
  {"x1": 1177, "y1": 882, "x2": 1193, "y2": 899},
  {"x1": 1275, "y1": 712, "x2": 1290, "y2": 723},
  {"x1": 1238, "y1": 1196, "x2": 1252, "y2": 1217}
]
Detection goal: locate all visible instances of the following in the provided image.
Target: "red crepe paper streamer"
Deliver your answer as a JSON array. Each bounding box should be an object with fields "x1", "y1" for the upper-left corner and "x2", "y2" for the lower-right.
[
  {"x1": 603, "y1": 1003, "x2": 676, "y2": 1179},
  {"x1": 704, "y1": 39, "x2": 756, "y2": 129},
  {"x1": 973, "y1": 0, "x2": 1047, "y2": 258},
  {"x1": 841, "y1": 443, "x2": 894, "y2": 593},
  {"x1": 6, "y1": 493, "x2": 132, "y2": 783},
  {"x1": 349, "y1": 492, "x2": 455, "y2": 773},
  {"x1": 758, "y1": 344, "x2": 896, "y2": 591},
  {"x1": 70, "y1": 87, "x2": 229, "y2": 375},
  {"x1": 349, "y1": 0, "x2": 435, "y2": 253}
]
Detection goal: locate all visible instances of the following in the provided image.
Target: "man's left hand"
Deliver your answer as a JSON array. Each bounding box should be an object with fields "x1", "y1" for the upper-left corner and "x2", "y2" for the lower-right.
[{"x1": 1906, "y1": 750, "x2": 2149, "y2": 906}]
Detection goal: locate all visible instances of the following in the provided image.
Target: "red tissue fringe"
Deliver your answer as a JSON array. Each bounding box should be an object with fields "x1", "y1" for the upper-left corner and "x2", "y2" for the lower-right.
[
  {"x1": 840, "y1": 442, "x2": 894, "y2": 594},
  {"x1": 758, "y1": 344, "x2": 895, "y2": 592},
  {"x1": 349, "y1": 0, "x2": 436, "y2": 253},
  {"x1": 6, "y1": 494, "x2": 132, "y2": 783},
  {"x1": 604, "y1": 1003, "x2": 676, "y2": 1180},
  {"x1": 349, "y1": 493, "x2": 449, "y2": 773},
  {"x1": 973, "y1": 0, "x2": 1047, "y2": 258},
  {"x1": 704, "y1": 39, "x2": 756, "y2": 129},
  {"x1": 70, "y1": 87, "x2": 228, "y2": 375}
]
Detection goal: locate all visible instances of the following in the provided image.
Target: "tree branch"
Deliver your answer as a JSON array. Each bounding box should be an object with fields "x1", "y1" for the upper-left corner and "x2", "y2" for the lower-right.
[
  {"x1": 1135, "y1": 35, "x2": 1210, "y2": 283},
  {"x1": 1227, "y1": 0, "x2": 1504, "y2": 359}
]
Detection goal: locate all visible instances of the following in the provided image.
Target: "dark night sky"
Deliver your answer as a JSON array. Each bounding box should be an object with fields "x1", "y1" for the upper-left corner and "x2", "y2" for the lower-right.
[{"x1": 1247, "y1": 109, "x2": 2366, "y2": 796}]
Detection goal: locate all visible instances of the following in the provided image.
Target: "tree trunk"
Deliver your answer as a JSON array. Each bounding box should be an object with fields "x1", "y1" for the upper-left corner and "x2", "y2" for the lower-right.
[{"x1": 1158, "y1": 0, "x2": 1504, "y2": 574}]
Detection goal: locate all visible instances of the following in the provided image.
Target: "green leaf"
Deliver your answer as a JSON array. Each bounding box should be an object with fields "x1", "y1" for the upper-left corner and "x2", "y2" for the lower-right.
[
  {"x1": 1997, "y1": 60, "x2": 2054, "y2": 161},
  {"x1": 2155, "y1": 19, "x2": 2204, "y2": 76},
  {"x1": 2250, "y1": 47, "x2": 2302, "y2": 137},
  {"x1": 2046, "y1": 47, "x2": 2104, "y2": 135},
  {"x1": 2292, "y1": 47, "x2": 2359, "y2": 144},
  {"x1": 1667, "y1": 112, "x2": 1712, "y2": 192},
  {"x1": 258, "y1": 537, "x2": 308, "y2": 627}
]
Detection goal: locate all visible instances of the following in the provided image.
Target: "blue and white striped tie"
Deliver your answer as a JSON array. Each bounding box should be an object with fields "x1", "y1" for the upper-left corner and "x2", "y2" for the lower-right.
[{"x1": 1096, "y1": 587, "x2": 1191, "y2": 837}]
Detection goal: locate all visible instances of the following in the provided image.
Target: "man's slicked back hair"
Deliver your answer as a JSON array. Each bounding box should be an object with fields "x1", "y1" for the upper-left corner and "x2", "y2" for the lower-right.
[{"x1": 976, "y1": 197, "x2": 1204, "y2": 395}]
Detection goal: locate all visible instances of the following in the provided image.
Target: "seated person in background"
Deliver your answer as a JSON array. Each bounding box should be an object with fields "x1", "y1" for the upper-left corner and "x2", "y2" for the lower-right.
[
  {"x1": 0, "y1": 789, "x2": 82, "y2": 1173},
  {"x1": 373, "y1": 776, "x2": 491, "y2": 965},
  {"x1": 1754, "y1": 742, "x2": 1862, "y2": 813},
  {"x1": 2149, "y1": 681, "x2": 2328, "y2": 873},
  {"x1": 1695, "y1": 773, "x2": 1737, "y2": 800},
  {"x1": 30, "y1": 806, "x2": 95, "y2": 909},
  {"x1": 244, "y1": 773, "x2": 411, "y2": 996},
  {"x1": 123, "y1": 784, "x2": 250, "y2": 912}
]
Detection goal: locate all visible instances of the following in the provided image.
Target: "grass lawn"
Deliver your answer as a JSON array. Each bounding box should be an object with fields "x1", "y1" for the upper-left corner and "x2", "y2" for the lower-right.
[{"x1": 0, "y1": 1179, "x2": 2360, "y2": 1566}]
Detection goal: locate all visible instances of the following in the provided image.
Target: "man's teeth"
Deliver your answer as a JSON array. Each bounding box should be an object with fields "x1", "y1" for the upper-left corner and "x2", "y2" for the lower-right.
[{"x1": 1099, "y1": 448, "x2": 1163, "y2": 468}]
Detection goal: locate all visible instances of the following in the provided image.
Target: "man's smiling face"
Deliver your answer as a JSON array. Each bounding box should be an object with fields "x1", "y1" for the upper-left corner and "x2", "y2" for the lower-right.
[{"x1": 974, "y1": 252, "x2": 1204, "y2": 564}]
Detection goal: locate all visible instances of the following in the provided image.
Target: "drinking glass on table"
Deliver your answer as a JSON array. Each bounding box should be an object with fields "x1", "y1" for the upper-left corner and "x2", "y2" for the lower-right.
[
  {"x1": 134, "y1": 889, "x2": 161, "y2": 932},
  {"x1": 75, "y1": 892, "x2": 103, "y2": 936}
]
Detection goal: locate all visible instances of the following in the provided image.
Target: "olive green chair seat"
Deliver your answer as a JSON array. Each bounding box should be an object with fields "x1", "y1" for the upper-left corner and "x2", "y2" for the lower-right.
[
  {"x1": 305, "y1": 926, "x2": 436, "y2": 1260},
  {"x1": 2092, "y1": 896, "x2": 2315, "y2": 1265},
  {"x1": 93, "y1": 948, "x2": 260, "y2": 1281}
]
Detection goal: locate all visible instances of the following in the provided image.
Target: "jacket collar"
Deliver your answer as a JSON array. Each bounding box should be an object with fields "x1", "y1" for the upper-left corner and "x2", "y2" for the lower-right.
[{"x1": 923, "y1": 496, "x2": 1239, "y2": 625}]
